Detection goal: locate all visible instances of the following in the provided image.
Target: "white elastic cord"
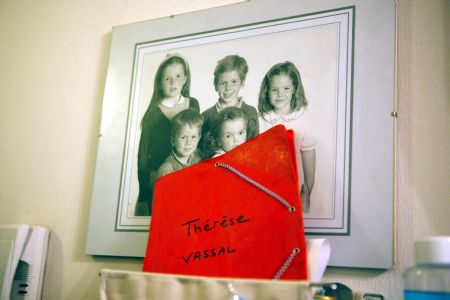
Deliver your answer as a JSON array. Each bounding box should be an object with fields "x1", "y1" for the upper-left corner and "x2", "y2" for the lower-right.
[
  {"x1": 273, "y1": 248, "x2": 301, "y2": 280},
  {"x1": 215, "y1": 162, "x2": 295, "y2": 212}
]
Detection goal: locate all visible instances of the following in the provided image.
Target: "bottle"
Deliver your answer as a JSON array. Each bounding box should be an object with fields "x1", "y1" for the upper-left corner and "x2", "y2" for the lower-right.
[{"x1": 403, "y1": 236, "x2": 450, "y2": 299}]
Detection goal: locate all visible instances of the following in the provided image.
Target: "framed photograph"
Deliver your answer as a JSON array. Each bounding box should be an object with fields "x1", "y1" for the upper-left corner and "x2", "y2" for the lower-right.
[{"x1": 86, "y1": 0, "x2": 395, "y2": 269}]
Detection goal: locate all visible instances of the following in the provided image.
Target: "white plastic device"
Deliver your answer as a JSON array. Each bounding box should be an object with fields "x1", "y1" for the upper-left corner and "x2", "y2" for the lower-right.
[{"x1": 0, "y1": 224, "x2": 49, "y2": 300}]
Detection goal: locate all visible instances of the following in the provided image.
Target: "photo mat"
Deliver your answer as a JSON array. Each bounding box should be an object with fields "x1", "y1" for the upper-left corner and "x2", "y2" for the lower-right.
[{"x1": 116, "y1": 7, "x2": 354, "y2": 235}]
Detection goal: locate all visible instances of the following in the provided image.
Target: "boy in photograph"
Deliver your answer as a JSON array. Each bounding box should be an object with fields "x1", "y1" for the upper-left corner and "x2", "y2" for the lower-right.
[
  {"x1": 154, "y1": 109, "x2": 204, "y2": 182},
  {"x1": 201, "y1": 55, "x2": 259, "y2": 146}
]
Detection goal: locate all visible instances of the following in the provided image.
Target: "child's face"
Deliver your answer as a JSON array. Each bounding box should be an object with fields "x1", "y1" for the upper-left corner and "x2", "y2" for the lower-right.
[
  {"x1": 218, "y1": 118, "x2": 247, "y2": 152},
  {"x1": 216, "y1": 70, "x2": 244, "y2": 105},
  {"x1": 268, "y1": 74, "x2": 295, "y2": 114},
  {"x1": 172, "y1": 125, "x2": 200, "y2": 159},
  {"x1": 161, "y1": 63, "x2": 187, "y2": 99}
]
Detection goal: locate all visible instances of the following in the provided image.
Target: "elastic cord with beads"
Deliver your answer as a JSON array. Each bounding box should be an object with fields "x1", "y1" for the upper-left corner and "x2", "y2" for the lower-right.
[{"x1": 215, "y1": 162, "x2": 295, "y2": 212}]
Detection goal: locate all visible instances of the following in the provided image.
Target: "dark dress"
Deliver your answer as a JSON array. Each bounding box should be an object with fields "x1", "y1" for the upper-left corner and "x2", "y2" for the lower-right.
[{"x1": 135, "y1": 97, "x2": 200, "y2": 216}]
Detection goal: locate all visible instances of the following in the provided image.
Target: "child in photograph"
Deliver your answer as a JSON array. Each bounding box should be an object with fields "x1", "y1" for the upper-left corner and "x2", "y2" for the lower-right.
[
  {"x1": 204, "y1": 107, "x2": 249, "y2": 158},
  {"x1": 258, "y1": 61, "x2": 316, "y2": 212},
  {"x1": 154, "y1": 109, "x2": 203, "y2": 181},
  {"x1": 136, "y1": 53, "x2": 200, "y2": 216},
  {"x1": 201, "y1": 55, "x2": 258, "y2": 145}
]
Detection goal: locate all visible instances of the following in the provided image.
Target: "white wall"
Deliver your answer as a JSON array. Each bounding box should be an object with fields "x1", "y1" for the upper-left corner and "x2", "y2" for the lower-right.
[{"x1": 0, "y1": 0, "x2": 448, "y2": 299}]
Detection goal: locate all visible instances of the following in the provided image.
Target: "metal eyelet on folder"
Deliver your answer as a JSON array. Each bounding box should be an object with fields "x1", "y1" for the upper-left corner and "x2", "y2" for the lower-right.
[{"x1": 215, "y1": 162, "x2": 295, "y2": 212}]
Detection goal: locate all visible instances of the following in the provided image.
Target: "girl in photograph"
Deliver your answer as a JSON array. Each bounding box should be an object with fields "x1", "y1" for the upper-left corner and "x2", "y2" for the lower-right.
[
  {"x1": 204, "y1": 107, "x2": 250, "y2": 158},
  {"x1": 258, "y1": 61, "x2": 316, "y2": 212},
  {"x1": 135, "y1": 53, "x2": 200, "y2": 216}
]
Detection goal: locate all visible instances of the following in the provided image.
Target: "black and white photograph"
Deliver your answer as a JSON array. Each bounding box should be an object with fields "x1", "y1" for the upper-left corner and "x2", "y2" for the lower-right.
[
  {"x1": 115, "y1": 7, "x2": 354, "y2": 234},
  {"x1": 86, "y1": 0, "x2": 396, "y2": 268}
]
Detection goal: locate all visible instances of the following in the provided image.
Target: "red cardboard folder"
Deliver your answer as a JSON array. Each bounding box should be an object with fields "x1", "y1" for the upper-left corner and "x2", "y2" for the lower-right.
[{"x1": 143, "y1": 125, "x2": 308, "y2": 280}]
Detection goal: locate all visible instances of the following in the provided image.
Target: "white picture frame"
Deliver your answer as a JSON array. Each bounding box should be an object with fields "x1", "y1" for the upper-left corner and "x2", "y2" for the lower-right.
[{"x1": 86, "y1": 0, "x2": 395, "y2": 269}]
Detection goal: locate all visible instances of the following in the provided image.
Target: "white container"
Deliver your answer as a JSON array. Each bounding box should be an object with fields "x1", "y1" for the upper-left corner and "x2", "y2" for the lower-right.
[{"x1": 403, "y1": 236, "x2": 450, "y2": 300}]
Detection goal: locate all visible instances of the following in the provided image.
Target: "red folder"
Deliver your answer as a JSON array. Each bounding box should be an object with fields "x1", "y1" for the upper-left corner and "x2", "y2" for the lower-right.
[{"x1": 143, "y1": 125, "x2": 308, "y2": 280}]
